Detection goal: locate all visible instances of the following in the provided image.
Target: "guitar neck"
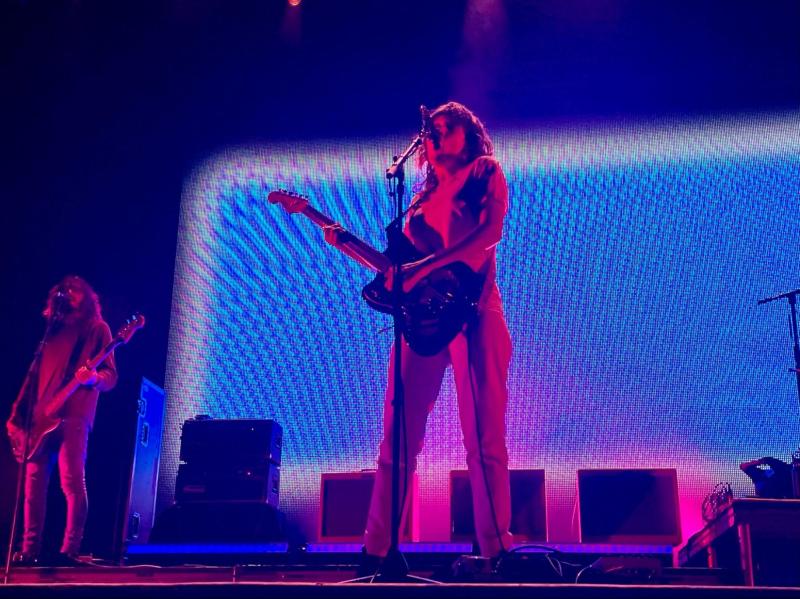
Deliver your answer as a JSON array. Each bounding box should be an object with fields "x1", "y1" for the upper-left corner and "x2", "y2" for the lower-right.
[
  {"x1": 86, "y1": 338, "x2": 123, "y2": 371},
  {"x1": 48, "y1": 338, "x2": 122, "y2": 415},
  {"x1": 302, "y1": 205, "x2": 391, "y2": 273}
]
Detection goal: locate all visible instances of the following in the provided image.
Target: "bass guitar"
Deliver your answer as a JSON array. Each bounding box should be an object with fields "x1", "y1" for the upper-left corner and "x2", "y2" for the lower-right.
[
  {"x1": 7, "y1": 313, "x2": 145, "y2": 462},
  {"x1": 268, "y1": 190, "x2": 483, "y2": 356}
]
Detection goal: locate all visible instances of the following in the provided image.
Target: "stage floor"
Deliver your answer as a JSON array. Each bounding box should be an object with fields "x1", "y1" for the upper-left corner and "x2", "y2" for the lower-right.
[
  {"x1": 1, "y1": 542, "x2": 797, "y2": 597},
  {"x1": 1, "y1": 569, "x2": 799, "y2": 599},
  {"x1": 1, "y1": 555, "x2": 797, "y2": 598}
]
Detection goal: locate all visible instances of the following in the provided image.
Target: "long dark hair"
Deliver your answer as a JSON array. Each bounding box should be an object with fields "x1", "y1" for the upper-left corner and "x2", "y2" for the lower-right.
[
  {"x1": 43, "y1": 275, "x2": 102, "y2": 324},
  {"x1": 417, "y1": 101, "x2": 494, "y2": 193}
]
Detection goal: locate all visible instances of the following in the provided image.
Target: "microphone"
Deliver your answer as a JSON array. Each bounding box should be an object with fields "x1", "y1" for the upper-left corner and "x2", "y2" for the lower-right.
[
  {"x1": 52, "y1": 288, "x2": 70, "y2": 318},
  {"x1": 420, "y1": 105, "x2": 432, "y2": 132},
  {"x1": 386, "y1": 107, "x2": 434, "y2": 179},
  {"x1": 420, "y1": 105, "x2": 439, "y2": 150}
]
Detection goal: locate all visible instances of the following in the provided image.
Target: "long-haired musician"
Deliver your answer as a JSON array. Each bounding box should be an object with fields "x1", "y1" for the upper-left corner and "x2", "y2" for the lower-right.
[
  {"x1": 6, "y1": 275, "x2": 117, "y2": 565},
  {"x1": 324, "y1": 101, "x2": 514, "y2": 563}
]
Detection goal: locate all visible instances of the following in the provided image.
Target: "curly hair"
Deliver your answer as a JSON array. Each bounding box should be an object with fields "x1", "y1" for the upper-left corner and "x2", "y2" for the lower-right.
[
  {"x1": 43, "y1": 275, "x2": 102, "y2": 324},
  {"x1": 417, "y1": 101, "x2": 494, "y2": 193}
]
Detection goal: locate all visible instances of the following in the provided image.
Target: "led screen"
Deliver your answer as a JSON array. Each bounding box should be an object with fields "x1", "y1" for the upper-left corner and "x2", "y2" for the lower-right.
[{"x1": 164, "y1": 112, "x2": 800, "y2": 543}]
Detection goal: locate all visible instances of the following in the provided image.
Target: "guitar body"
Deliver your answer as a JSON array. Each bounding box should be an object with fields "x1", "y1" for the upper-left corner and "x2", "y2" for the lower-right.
[
  {"x1": 7, "y1": 313, "x2": 145, "y2": 463},
  {"x1": 362, "y1": 263, "x2": 484, "y2": 356},
  {"x1": 10, "y1": 380, "x2": 80, "y2": 461},
  {"x1": 359, "y1": 230, "x2": 485, "y2": 355},
  {"x1": 268, "y1": 190, "x2": 486, "y2": 356},
  {"x1": 8, "y1": 412, "x2": 62, "y2": 463}
]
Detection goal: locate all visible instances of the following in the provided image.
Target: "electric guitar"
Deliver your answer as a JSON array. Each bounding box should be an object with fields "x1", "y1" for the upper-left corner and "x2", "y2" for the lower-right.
[
  {"x1": 7, "y1": 313, "x2": 146, "y2": 462},
  {"x1": 268, "y1": 190, "x2": 484, "y2": 356}
]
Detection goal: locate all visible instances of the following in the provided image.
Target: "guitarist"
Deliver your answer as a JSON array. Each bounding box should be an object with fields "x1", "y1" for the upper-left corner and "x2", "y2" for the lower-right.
[
  {"x1": 325, "y1": 102, "x2": 514, "y2": 563},
  {"x1": 6, "y1": 276, "x2": 118, "y2": 565}
]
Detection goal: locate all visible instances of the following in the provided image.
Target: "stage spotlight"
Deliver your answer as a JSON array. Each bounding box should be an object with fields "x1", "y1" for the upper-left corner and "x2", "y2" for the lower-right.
[{"x1": 288, "y1": 0, "x2": 301, "y2": 7}]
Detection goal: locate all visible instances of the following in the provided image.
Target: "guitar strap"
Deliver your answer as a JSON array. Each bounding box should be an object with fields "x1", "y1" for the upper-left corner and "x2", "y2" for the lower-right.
[
  {"x1": 60, "y1": 325, "x2": 90, "y2": 389},
  {"x1": 7, "y1": 324, "x2": 69, "y2": 430},
  {"x1": 8, "y1": 359, "x2": 38, "y2": 428}
]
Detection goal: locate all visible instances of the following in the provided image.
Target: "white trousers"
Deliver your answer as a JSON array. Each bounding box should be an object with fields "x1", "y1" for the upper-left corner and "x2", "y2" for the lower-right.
[{"x1": 364, "y1": 309, "x2": 513, "y2": 557}]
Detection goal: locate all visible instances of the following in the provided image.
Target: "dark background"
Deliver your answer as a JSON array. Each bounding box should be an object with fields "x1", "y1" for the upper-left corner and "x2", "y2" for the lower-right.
[{"x1": 0, "y1": 0, "x2": 798, "y2": 559}]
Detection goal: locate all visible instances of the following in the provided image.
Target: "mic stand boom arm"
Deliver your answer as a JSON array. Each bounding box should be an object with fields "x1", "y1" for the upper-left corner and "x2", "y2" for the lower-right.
[
  {"x1": 386, "y1": 134, "x2": 423, "y2": 181},
  {"x1": 758, "y1": 288, "x2": 800, "y2": 427}
]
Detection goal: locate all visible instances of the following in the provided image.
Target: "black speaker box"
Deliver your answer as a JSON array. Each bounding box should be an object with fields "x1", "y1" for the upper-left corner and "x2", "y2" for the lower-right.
[
  {"x1": 150, "y1": 502, "x2": 285, "y2": 543},
  {"x1": 179, "y1": 418, "x2": 282, "y2": 466},
  {"x1": 450, "y1": 469, "x2": 547, "y2": 541},
  {"x1": 175, "y1": 462, "x2": 280, "y2": 507}
]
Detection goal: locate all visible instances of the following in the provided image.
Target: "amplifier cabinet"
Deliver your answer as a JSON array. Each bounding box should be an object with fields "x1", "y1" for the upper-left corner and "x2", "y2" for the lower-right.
[
  {"x1": 176, "y1": 461, "x2": 280, "y2": 507},
  {"x1": 577, "y1": 468, "x2": 681, "y2": 545},
  {"x1": 179, "y1": 418, "x2": 282, "y2": 466},
  {"x1": 450, "y1": 469, "x2": 547, "y2": 542},
  {"x1": 319, "y1": 471, "x2": 419, "y2": 542}
]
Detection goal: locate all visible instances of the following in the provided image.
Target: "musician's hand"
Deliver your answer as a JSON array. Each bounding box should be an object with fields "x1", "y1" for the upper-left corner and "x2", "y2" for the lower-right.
[
  {"x1": 322, "y1": 223, "x2": 349, "y2": 247},
  {"x1": 401, "y1": 260, "x2": 434, "y2": 293},
  {"x1": 382, "y1": 266, "x2": 394, "y2": 291},
  {"x1": 382, "y1": 256, "x2": 435, "y2": 293},
  {"x1": 75, "y1": 366, "x2": 99, "y2": 386}
]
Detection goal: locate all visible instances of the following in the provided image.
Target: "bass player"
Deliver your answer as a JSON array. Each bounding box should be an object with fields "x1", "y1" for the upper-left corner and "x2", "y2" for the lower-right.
[{"x1": 6, "y1": 275, "x2": 118, "y2": 566}]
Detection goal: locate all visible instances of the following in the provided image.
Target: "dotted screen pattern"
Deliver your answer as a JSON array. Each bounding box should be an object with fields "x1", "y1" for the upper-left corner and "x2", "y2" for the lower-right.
[{"x1": 164, "y1": 113, "x2": 800, "y2": 543}]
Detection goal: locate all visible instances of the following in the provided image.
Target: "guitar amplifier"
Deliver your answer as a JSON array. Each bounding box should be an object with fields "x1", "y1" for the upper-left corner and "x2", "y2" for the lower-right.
[
  {"x1": 450, "y1": 469, "x2": 547, "y2": 542},
  {"x1": 577, "y1": 468, "x2": 681, "y2": 545},
  {"x1": 175, "y1": 462, "x2": 280, "y2": 507},
  {"x1": 179, "y1": 418, "x2": 282, "y2": 466},
  {"x1": 319, "y1": 471, "x2": 419, "y2": 542}
]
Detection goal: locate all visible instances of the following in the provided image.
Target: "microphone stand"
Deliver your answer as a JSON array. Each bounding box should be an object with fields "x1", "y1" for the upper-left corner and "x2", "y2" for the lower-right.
[
  {"x1": 4, "y1": 316, "x2": 59, "y2": 583},
  {"x1": 370, "y1": 132, "x2": 438, "y2": 583},
  {"x1": 758, "y1": 288, "x2": 800, "y2": 419}
]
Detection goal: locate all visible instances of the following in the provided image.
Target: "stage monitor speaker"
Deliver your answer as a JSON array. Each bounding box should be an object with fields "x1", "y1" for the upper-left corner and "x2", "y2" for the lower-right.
[
  {"x1": 179, "y1": 418, "x2": 282, "y2": 466},
  {"x1": 450, "y1": 469, "x2": 547, "y2": 542},
  {"x1": 124, "y1": 377, "x2": 166, "y2": 547},
  {"x1": 319, "y1": 471, "x2": 418, "y2": 542},
  {"x1": 175, "y1": 461, "x2": 280, "y2": 507},
  {"x1": 577, "y1": 468, "x2": 681, "y2": 545}
]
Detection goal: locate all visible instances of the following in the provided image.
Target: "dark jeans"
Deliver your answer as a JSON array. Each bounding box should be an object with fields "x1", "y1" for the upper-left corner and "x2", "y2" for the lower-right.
[{"x1": 22, "y1": 417, "x2": 90, "y2": 556}]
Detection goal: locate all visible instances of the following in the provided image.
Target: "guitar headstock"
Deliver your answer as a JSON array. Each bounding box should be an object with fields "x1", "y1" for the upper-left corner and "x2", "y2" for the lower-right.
[
  {"x1": 268, "y1": 189, "x2": 309, "y2": 214},
  {"x1": 115, "y1": 313, "x2": 146, "y2": 344}
]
